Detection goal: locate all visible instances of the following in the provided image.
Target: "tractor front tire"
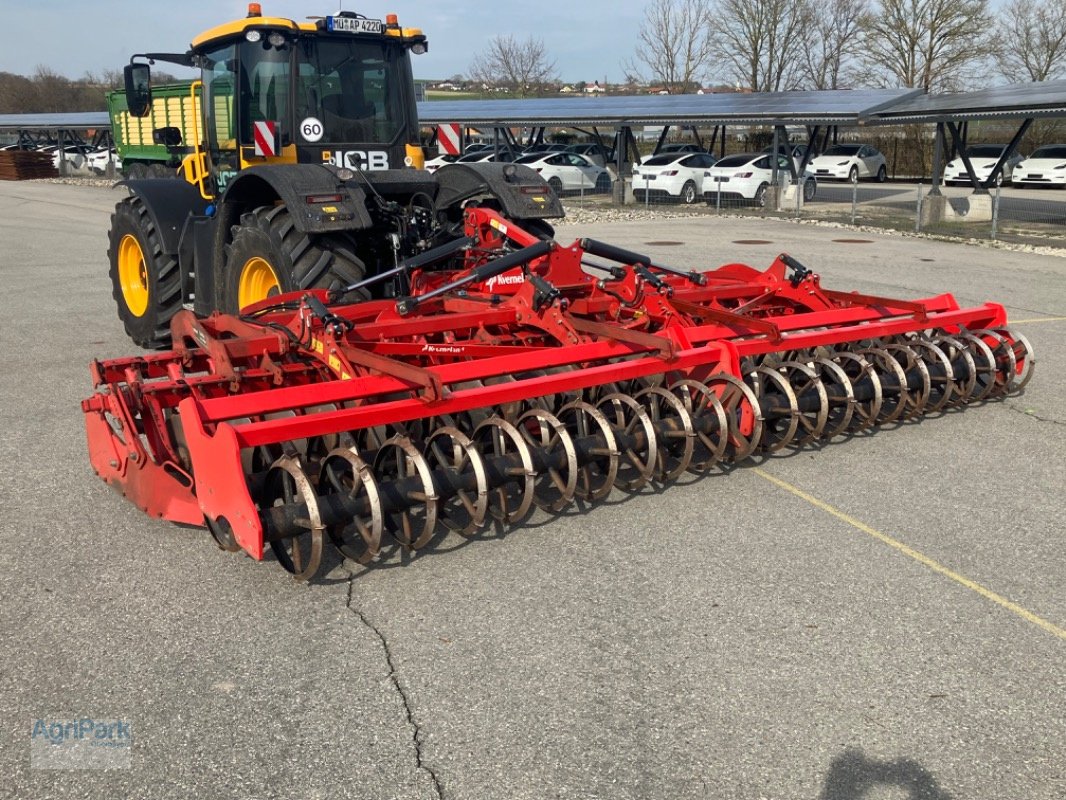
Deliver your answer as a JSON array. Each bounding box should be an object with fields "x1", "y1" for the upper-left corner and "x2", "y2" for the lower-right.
[
  {"x1": 107, "y1": 195, "x2": 182, "y2": 348},
  {"x1": 222, "y1": 204, "x2": 368, "y2": 314}
]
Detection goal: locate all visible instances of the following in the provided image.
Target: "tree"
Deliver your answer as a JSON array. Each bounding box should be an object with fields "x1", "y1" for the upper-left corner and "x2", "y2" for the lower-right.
[
  {"x1": 469, "y1": 35, "x2": 558, "y2": 97},
  {"x1": 712, "y1": 0, "x2": 816, "y2": 92},
  {"x1": 860, "y1": 0, "x2": 989, "y2": 91},
  {"x1": 624, "y1": 0, "x2": 715, "y2": 94},
  {"x1": 803, "y1": 0, "x2": 871, "y2": 89},
  {"x1": 994, "y1": 0, "x2": 1066, "y2": 82}
]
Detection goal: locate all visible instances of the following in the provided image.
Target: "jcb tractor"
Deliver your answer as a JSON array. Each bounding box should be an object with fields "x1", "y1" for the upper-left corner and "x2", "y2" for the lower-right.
[{"x1": 110, "y1": 3, "x2": 562, "y2": 347}]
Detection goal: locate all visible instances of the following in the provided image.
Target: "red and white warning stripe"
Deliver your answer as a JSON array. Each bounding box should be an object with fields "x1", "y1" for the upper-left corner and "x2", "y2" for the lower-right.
[
  {"x1": 438, "y1": 123, "x2": 461, "y2": 156},
  {"x1": 253, "y1": 121, "x2": 278, "y2": 157}
]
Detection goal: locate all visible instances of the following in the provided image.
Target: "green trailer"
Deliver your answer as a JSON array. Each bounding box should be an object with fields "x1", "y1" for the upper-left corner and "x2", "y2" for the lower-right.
[{"x1": 107, "y1": 81, "x2": 199, "y2": 177}]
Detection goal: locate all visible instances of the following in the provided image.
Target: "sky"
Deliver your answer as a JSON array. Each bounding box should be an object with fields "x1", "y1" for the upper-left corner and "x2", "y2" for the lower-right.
[{"x1": 1, "y1": 1, "x2": 645, "y2": 83}]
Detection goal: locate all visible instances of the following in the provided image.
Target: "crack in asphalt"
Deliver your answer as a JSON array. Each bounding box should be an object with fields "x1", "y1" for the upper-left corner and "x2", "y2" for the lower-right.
[
  {"x1": 1005, "y1": 402, "x2": 1066, "y2": 427},
  {"x1": 345, "y1": 572, "x2": 445, "y2": 800}
]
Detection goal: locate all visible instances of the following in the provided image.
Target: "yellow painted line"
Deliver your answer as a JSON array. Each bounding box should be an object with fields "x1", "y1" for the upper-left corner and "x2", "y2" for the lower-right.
[
  {"x1": 752, "y1": 468, "x2": 1066, "y2": 641},
  {"x1": 1009, "y1": 316, "x2": 1066, "y2": 325}
]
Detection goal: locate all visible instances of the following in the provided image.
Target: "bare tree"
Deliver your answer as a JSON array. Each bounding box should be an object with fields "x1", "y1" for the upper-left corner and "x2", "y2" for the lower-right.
[
  {"x1": 803, "y1": 0, "x2": 871, "y2": 89},
  {"x1": 860, "y1": 0, "x2": 989, "y2": 91},
  {"x1": 624, "y1": 0, "x2": 715, "y2": 94},
  {"x1": 469, "y1": 35, "x2": 558, "y2": 97},
  {"x1": 712, "y1": 0, "x2": 816, "y2": 92},
  {"x1": 995, "y1": 0, "x2": 1066, "y2": 82}
]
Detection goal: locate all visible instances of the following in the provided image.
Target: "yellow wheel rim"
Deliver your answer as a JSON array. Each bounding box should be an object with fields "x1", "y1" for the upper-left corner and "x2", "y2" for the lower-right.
[
  {"x1": 117, "y1": 234, "x2": 150, "y2": 317},
  {"x1": 238, "y1": 256, "x2": 282, "y2": 310}
]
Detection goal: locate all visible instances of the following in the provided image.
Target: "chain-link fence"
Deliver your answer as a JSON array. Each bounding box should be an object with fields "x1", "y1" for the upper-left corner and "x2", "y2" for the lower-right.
[{"x1": 561, "y1": 171, "x2": 1066, "y2": 248}]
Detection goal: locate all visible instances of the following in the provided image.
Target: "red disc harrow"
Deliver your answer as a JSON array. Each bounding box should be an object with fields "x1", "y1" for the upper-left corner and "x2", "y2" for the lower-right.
[{"x1": 82, "y1": 208, "x2": 1034, "y2": 580}]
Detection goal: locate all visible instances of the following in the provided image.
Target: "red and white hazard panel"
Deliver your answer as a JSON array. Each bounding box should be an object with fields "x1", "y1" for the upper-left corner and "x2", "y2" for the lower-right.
[
  {"x1": 253, "y1": 121, "x2": 278, "y2": 157},
  {"x1": 438, "y1": 123, "x2": 461, "y2": 155}
]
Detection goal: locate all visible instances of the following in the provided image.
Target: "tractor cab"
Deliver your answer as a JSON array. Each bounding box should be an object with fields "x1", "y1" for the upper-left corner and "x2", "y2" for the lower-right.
[{"x1": 126, "y1": 5, "x2": 427, "y2": 195}]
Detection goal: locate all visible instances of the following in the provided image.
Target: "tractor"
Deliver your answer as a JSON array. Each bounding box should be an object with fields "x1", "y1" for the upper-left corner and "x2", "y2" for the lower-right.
[{"x1": 109, "y1": 3, "x2": 561, "y2": 347}]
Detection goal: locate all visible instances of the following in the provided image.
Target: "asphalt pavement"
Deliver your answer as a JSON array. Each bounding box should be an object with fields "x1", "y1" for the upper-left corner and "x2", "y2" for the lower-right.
[{"x1": 1, "y1": 181, "x2": 1063, "y2": 799}]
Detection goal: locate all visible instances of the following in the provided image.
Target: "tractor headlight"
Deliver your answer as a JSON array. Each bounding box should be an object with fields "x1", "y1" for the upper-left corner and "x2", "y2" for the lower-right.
[
  {"x1": 267, "y1": 32, "x2": 286, "y2": 48},
  {"x1": 245, "y1": 30, "x2": 262, "y2": 42},
  {"x1": 411, "y1": 43, "x2": 427, "y2": 55}
]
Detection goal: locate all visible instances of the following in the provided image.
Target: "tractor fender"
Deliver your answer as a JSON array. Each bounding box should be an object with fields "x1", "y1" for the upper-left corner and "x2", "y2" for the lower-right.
[
  {"x1": 434, "y1": 162, "x2": 565, "y2": 221},
  {"x1": 221, "y1": 165, "x2": 374, "y2": 234},
  {"x1": 119, "y1": 179, "x2": 210, "y2": 255}
]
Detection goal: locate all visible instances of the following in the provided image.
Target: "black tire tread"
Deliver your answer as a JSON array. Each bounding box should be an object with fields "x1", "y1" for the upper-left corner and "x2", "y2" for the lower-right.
[
  {"x1": 223, "y1": 204, "x2": 369, "y2": 313},
  {"x1": 106, "y1": 194, "x2": 182, "y2": 348}
]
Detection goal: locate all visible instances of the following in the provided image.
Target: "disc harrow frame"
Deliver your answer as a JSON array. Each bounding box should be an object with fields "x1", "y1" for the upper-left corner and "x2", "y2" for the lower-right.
[{"x1": 82, "y1": 207, "x2": 1034, "y2": 581}]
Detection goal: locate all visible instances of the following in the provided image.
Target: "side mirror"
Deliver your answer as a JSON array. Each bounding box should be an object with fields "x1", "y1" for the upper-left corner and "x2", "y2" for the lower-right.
[{"x1": 124, "y1": 63, "x2": 152, "y2": 118}]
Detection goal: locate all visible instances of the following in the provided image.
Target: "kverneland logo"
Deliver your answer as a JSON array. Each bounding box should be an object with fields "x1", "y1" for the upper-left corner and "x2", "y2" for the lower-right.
[
  {"x1": 485, "y1": 272, "x2": 525, "y2": 291},
  {"x1": 421, "y1": 344, "x2": 465, "y2": 354}
]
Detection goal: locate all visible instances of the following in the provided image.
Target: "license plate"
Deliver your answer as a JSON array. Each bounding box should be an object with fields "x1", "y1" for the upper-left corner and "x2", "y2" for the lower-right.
[
  {"x1": 1028, "y1": 174, "x2": 1042, "y2": 179},
  {"x1": 328, "y1": 16, "x2": 384, "y2": 33},
  {"x1": 714, "y1": 176, "x2": 729, "y2": 183}
]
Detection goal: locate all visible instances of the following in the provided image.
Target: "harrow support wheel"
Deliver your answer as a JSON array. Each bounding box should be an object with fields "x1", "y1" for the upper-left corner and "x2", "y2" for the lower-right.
[
  {"x1": 517, "y1": 409, "x2": 578, "y2": 512},
  {"x1": 831, "y1": 351, "x2": 881, "y2": 432},
  {"x1": 775, "y1": 361, "x2": 829, "y2": 446},
  {"x1": 669, "y1": 379, "x2": 728, "y2": 473},
  {"x1": 811, "y1": 357, "x2": 855, "y2": 440},
  {"x1": 749, "y1": 366, "x2": 801, "y2": 452},
  {"x1": 558, "y1": 401, "x2": 620, "y2": 502},
  {"x1": 857, "y1": 347, "x2": 909, "y2": 425},
  {"x1": 320, "y1": 447, "x2": 383, "y2": 564},
  {"x1": 704, "y1": 374, "x2": 763, "y2": 463},
  {"x1": 595, "y1": 393, "x2": 658, "y2": 491},
  {"x1": 883, "y1": 343, "x2": 931, "y2": 420},
  {"x1": 374, "y1": 437, "x2": 439, "y2": 549},
  {"x1": 990, "y1": 327, "x2": 1035, "y2": 393},
  {"x1": 263, "y1": 455, "x2": 324, "y2": 582},
  {"x1": 424, "y1": 427, "x2": 489, "y2": 536},
  {"x1": 635, "y1": 386, "x2": 695, "y2": 480},
  {"x1": 472, "y1": 417, "x2": 536, "y2": 525},
  {"x1": 932, "y1": 335, "x2": 977, "y2": 407}
]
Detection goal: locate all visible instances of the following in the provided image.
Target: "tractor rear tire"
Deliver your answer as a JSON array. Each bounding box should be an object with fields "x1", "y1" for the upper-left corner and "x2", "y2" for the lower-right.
[
  {"x1": 222, "y1": 204, "x2": 369, "y2": 314},
  {"x1": 107, "y1": 195, "x2": 183, "y2": 349}
]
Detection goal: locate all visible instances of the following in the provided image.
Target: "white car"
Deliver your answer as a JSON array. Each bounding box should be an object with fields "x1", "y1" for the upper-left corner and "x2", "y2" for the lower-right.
[
  {"x1": 86, "y1": 148, "x2": 122, "y2": 174},
  {"x1": 944, "y1": 144, "x2": 1024, "y2": 186},
  {"x1": 424, "y1": 153, "x2": 459, "y2": 172},
  {"x1": 638, "y1": 143, "x2": 704, "y2": 165},
  {"x1": 633, "y1": 152, "x2": 718, "y2": 204},
  {"x1": 810, "y1": 144, "x2": 887, "y2": 182},
  {"x1": 39, "y1": 144, "x2": 90, "y2": 171},
  {"x1": 1010, "y1": 144, "x2": 1066, "y2": 188},
  {"x1": 514, "y1": 152, "x2": 611, "y2": 194},
  {"x1": 703, "y1": 153, "x2": 816, "y2": 206}
]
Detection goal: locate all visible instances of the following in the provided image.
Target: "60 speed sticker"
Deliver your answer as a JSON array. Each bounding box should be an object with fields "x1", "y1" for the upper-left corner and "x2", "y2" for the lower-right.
[{"x1": 299, "y1": 117, "x2": 324, "y2": 143}]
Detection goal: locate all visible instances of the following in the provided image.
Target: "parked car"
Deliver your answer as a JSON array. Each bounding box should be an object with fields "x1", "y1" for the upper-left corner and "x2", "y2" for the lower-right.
[
  {"x1": 633, "y1": 152, "x2": 718, "y2": 204},
  {"x1": 86, "y1": 147, "x2": 122, "y2": 174},
  {"x1": 513, "y1": 152, "x2": 612, "y2": 193},
  {"x1": 453, "y1": 149, "x2": 520, "y2": 165},
  {"x1": 639, "y1": 143, "x2": 704, "y2": 164},
  {"x1": 944, "y1": 144, "x2": 1024, "y2": 186},
  {"x1": 424, "y1": 153, "x2": 460, "y2": 172},
  {"x1": 1011, "y1": 144, "x2": 1066, "y2": 188},
  {"x1": 566, "y1": 142, "x2": 612, "y2": 168},
  {"x1": 761, "y1": 143, "x2": 815, "y2": 168},
  {"x1": 39, "y1": 144, "x2": 90, "y2": 171},
  {"x1": 703, "y1": 153, "x2": 816, "y2": 206},
  {"x1": 523, "y1": 143, "x2": 569, "y2": 155},
  {"x1": 810, "y1": 144, "x2": 887, "y2": 182}
]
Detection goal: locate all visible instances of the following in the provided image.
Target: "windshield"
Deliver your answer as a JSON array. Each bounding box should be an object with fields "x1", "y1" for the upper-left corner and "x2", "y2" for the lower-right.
[
  {"x1": 967, "y1": 145, "x2": 1005, "y2": 158},
  {"x1": 1031, "y1": 146, "x2": 1066, "y2": 159},
  {"x1": 515, "y1": 154, "x2": 543, "y2": 164},
  {"x1": 822, "y1": 145, "x2": 861, "y2": 156},
  {"x1": 296, "y1": 37, "x2": 409, "y2": 143}
]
